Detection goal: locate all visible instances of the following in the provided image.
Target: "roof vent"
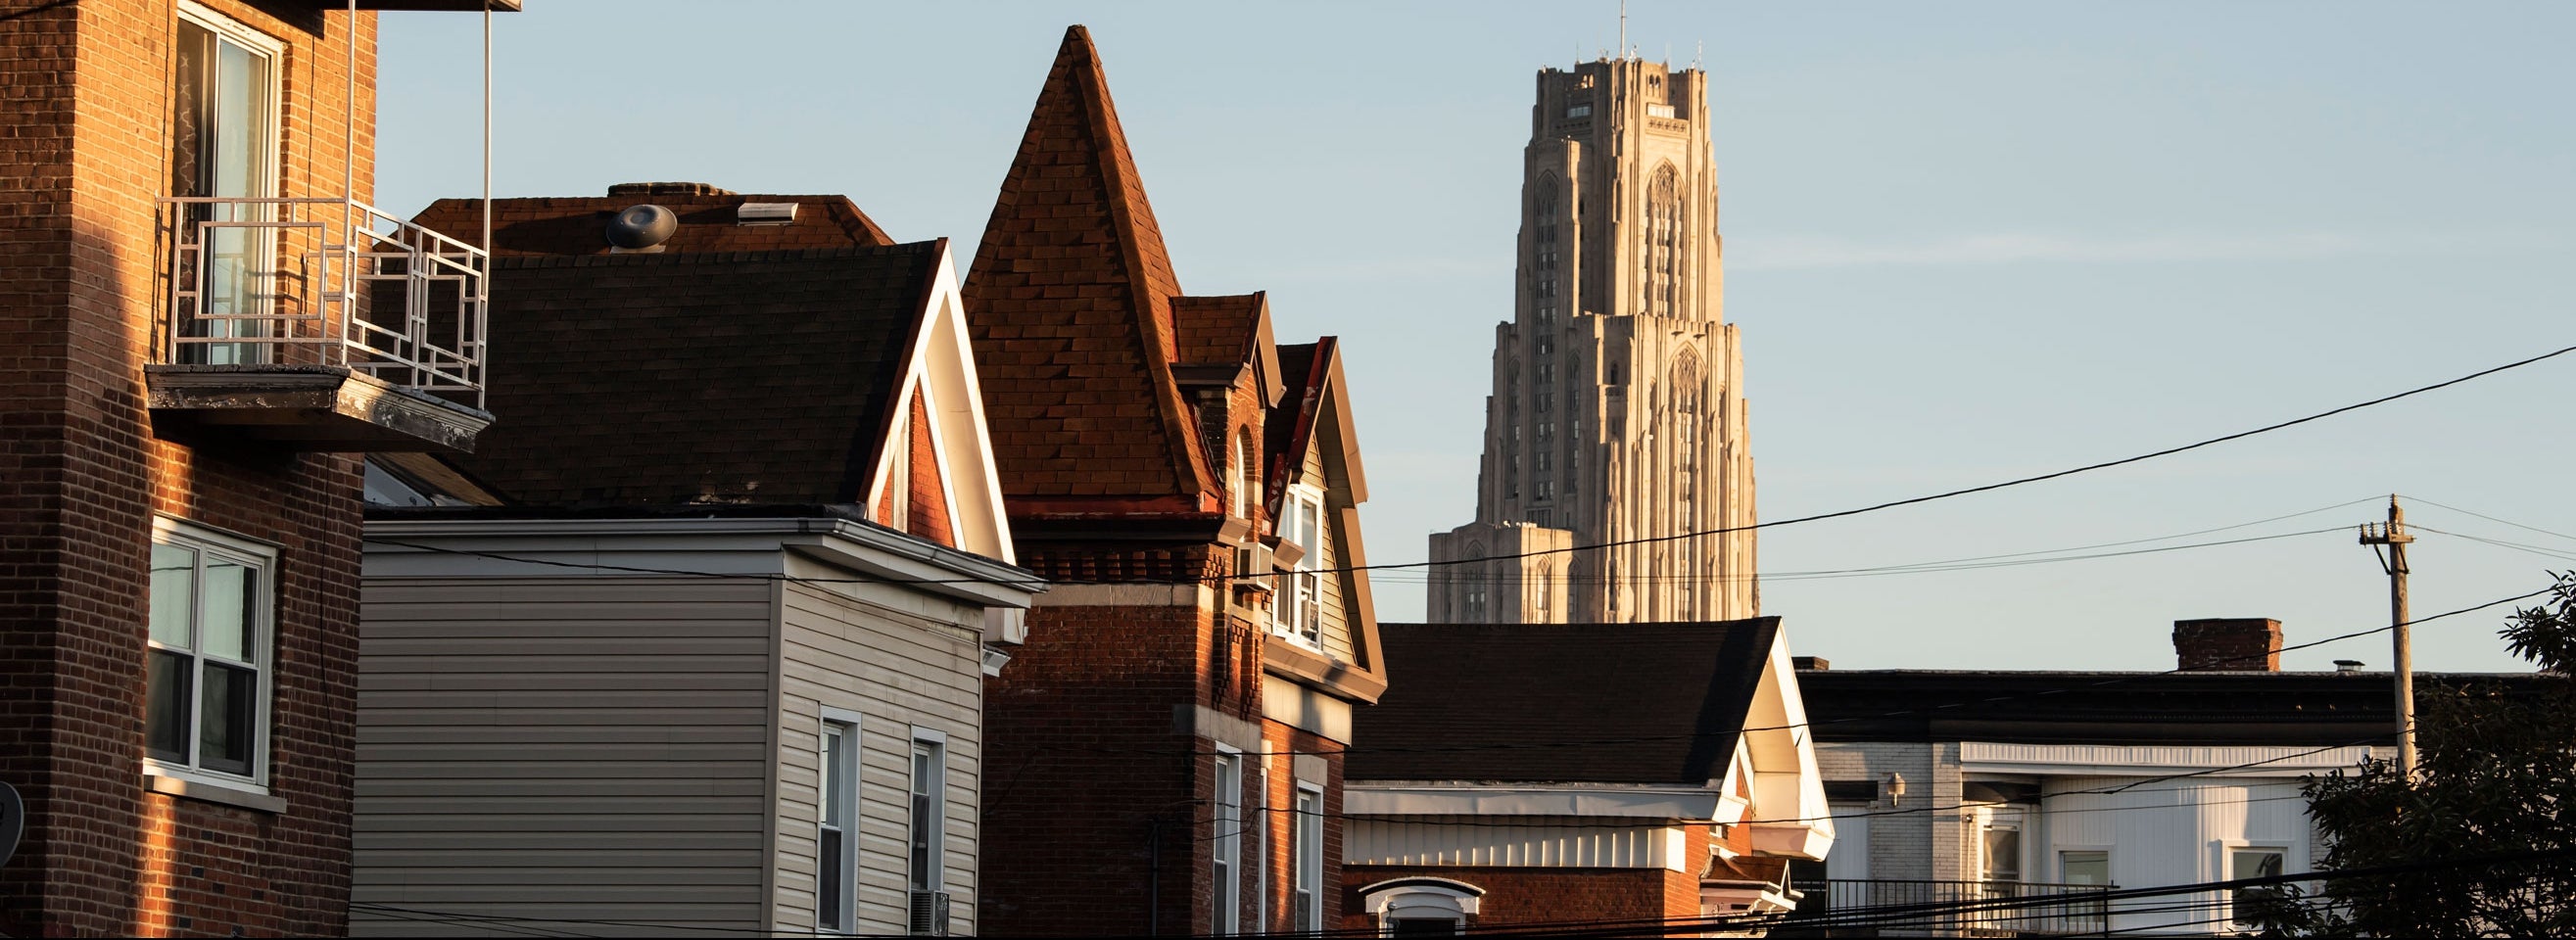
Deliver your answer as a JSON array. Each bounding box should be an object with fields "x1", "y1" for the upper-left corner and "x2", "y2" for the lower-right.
[
  {"x1": 737, "y1": 202, "x2": 798, "y2": 226},
  {"x1": 606, "y1": 181, "x2": 737, "y2": 197},
  {"x1": 605, "y1": 204, "x2": 678, "y2": 251},
  {"x1": 2335, "y1": 659, "x2": 2364, "y2": 673}
]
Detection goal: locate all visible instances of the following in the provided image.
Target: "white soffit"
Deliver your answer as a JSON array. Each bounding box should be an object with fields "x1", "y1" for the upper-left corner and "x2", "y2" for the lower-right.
[{"x1": 1347, "y1": 784, "x2": 1721, "y2": 821}]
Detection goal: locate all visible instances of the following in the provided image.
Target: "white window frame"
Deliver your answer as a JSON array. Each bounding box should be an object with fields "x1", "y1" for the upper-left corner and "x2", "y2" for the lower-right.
[
  {"x1": 2057, "y1": 845, "x2": 2112, "y2": 886},
  {"x1": 2226, "y1": 843, "x2": 2289, "y2": 924},
  {"x1": 143, "y1": 515, "x2": 277, "y2": 791},
  {"x1": 815, "y1": 709, "x2": 862, "y2": 934},
  {"x1": 1212, "y1": 747, "x2": 1244, "y2": 935},
  {"x1": 1294, "y1": 783, "x2": 1325, "y2": 930},
  {"x1": 1277, "y1": 485, "x2": 1326, "y2": 648},
  {"x1": 907, "y1": 728, "x2": 948, "y2": 896}
]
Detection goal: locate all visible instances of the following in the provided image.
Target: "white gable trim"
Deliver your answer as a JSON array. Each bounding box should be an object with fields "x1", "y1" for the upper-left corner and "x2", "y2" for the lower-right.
[{"x1": 862, "y1": 242, "x2": 1016, "y2": 563}]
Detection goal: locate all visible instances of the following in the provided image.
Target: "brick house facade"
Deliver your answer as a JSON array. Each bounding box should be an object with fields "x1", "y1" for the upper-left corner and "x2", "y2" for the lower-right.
[
  {"x1": 966, "y1": 25, "x2": 1388, "y2": 936},
  {"x1": 0, "y1": 1, "x2": 498, "y2": 935}
]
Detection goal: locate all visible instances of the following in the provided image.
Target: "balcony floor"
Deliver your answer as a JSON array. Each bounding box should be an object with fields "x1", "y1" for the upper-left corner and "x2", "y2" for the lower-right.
[{"x1": 146, "y1": 364, "x2": 493, "y2": 453}]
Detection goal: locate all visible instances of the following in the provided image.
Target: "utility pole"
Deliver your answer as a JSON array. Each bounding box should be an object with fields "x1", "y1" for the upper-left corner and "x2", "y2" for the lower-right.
[{"x1": 2359, "y1": 495, "x2": 2417, "y2": 780}]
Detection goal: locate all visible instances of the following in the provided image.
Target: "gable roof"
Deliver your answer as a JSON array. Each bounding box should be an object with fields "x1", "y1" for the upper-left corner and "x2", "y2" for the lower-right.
[
  {"x1": 413, "y1": 186, "x2": 892, "y2": 257},
  {"x1": 1260, "y1": 338, "x2": 1386, "y2": 702},
  {"x1": 451, "y1": 243, "x2": 941, "y2": 510},
  {"x1": 1171, "y1": 293, "x2": 1262, "y2": 366},
  {"x1": 962, "y1": 24, "x2": 1212, "y2": 506},
  {"x1": 1351, "y1": 619, "x2": 1781, "y2": 784}
]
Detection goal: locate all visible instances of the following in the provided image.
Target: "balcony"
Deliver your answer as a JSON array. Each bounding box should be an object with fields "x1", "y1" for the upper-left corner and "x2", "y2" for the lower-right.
[
  {"x1": 1776, "y1": 879, "x2": 2114, "y2": 938},
  {"x1": 149, "y1": 197, "x2": 493, "y2": 452}
]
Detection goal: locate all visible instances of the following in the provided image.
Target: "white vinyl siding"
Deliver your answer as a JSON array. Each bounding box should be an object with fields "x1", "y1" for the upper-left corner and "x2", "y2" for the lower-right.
[
  {"x1": 771, "y1": 554, "x2": 985, "y2": 937},
  {"x1": 1301, "y1": 440, "x2": 1360, "y2": 664},
  {"x1": 350, "y1": 578, "x2": 778, "y2": 936}
]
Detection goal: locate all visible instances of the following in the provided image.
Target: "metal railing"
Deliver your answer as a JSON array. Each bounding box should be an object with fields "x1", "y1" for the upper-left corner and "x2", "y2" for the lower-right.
[
  {"x1": 1782, "y1": 879, "x2": 2114, "y2": 937},
  {"x1": 157, "y1": 197, "x2": 489, "y2": 407}
]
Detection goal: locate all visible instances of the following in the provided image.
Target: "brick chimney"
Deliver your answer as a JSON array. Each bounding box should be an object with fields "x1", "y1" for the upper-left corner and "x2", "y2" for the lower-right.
[{"x1": 2172, "y1": 618, "x2": 2282, "y2": 672}]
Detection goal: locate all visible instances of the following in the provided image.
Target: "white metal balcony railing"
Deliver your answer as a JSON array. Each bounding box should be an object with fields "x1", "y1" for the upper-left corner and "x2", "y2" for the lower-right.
[{"x1": 157, "y1": 197, "x2": 489, "y2": 408}]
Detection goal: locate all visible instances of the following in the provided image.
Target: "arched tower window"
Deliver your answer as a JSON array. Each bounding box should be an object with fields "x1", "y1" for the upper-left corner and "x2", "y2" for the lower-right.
[
  {"x1": 1533, "y1": 173, "x2": 1562, "y2": 325},
  {"x1": 1644, "y1": 164, "x2": 1683, "y2": 318},
  {"x1": 1671, "y1": 351, "x2": 1702, "y2": 610},
  {"x1": 1534, "y1": 560, "x2": 1552, "y2": 617}
]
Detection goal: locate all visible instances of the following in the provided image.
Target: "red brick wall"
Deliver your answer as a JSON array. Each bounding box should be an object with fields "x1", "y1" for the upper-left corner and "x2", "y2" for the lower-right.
[
  {"x1": 1340, "y1": 865, "x2": 1690, "y2": 933},
  {"x1": 1252, "y1": 719, "x2": 1345, "y2": 933},
  {"x1": 0, "y1": 2, "x2": 377, "y2": 935},
  {"x1": 905, "y1": 391, "x2": 954, "y2": 546},
  {"x1": 979, "y1": 598, "x2": 1216, "y2": 936}
]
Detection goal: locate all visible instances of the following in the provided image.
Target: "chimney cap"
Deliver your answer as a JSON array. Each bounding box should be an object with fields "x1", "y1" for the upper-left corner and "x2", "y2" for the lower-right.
[{"x1": 2335, "y1": 659, "x2": 2365, "y2": 673}]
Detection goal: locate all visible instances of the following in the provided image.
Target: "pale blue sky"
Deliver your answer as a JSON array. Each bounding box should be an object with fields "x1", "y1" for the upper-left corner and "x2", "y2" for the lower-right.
[{"x1": 379, "y1": 2, "x2": 2576, "y2": 673}]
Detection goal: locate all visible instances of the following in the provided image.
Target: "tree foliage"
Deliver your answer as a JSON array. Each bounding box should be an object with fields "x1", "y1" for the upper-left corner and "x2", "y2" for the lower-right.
[{"x1": 2252, "y1": 574, "x2": 2576, "y2": 937}]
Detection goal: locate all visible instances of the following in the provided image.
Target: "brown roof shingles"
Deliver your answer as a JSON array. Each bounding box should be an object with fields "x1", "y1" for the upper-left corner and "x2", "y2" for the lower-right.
[
  {"x1": 411, "y1": 192, "x2": 893, "y2": 258},
  {"x1": 452, "y1": 243, "x2": 939, "y2": 508},
  {"x1": 963, "y1": 24, "x2": 1213, "y2": 505},
  {"x1": 1171, "y1": 293, "x2": 1264, "y2": 366},
  {"x1": 1350, "y1": 620, "x2": 1780, "y2": 784}
]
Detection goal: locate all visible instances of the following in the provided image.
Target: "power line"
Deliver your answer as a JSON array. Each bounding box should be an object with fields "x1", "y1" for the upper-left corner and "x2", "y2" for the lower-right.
[
  {"x1": 365, "y1": 342, "x2": 2576, "y2": 588},
  {"x1": 1182, "y1": 583, "x2": 2556, "y2": 760}
]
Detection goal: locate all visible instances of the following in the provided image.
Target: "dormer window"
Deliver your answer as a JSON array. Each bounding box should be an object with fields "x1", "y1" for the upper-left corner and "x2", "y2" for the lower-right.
[{"x1": 1277, "y1": 485, "x2": 1325, "y2": 647}]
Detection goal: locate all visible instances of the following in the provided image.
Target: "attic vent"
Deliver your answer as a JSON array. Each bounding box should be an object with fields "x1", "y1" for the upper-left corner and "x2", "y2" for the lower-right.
[
  {"x1": 606, "y1": 181, "x2": 737, "y2": 197},
  {"x1": 604, "y1": 204, "x2": 678, "y2": 251},
  {"x1": 737, "y1": 202, "x2": 798, "y2": 226}
]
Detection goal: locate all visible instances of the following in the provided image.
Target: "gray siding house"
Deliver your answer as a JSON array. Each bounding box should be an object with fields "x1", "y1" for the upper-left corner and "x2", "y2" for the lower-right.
[{"x1": 349, "y1": 203, "x2": 1038, "y2": 937}]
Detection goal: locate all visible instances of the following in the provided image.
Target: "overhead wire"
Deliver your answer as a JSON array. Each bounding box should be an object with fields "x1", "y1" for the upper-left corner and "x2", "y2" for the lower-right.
[{"x1": 361, "y1": 342, "x2": 2576, "y2": 588}]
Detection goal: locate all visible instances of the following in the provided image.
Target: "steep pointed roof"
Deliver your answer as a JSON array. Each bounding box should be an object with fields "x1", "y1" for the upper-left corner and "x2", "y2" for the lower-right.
[{"x1": 963, "y1": 24, "x2": 1211, "y2": 505}]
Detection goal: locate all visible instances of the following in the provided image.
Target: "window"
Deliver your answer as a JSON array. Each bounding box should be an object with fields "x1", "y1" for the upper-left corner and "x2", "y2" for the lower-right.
[
  {"x1": 2060, "y1": 850, "x2": 2110, "y2": 886},
  {"x1": 1460, "y1": 541, "x2": 1488, "y2": 622},
  {"x1": 1213, "y1": 751, "x2": 1243, "y2": 934},
  {"x1": 172, "y1": 5, "x2": 280, "y2": 365},
  {"x1": 2231, "y1": 848, "x2": 2286, "y2": 924},
  {"x1": 1643, "y1": 164, "x2": 1682, "y2": 317},
  {"x1": 1231, "y1": 429, "x2": 1256, "y2": 519},
  {"x1": 908, "y1": 731, "x2": 946, "y2": 895},
  {"x1": 1293, "y1": 785, "x2": 1324, "y2": 930},
  {"x1": 1980, "y1": 825, "x2": 2022, "y2": 882},
  {"x1": 1360, "y1": 878, "x2": 1482, "y2": 936},
  {"x1": 817, "y1": 713, "x2": 860, "y2": 933},
  {"x1": 1278, "y1": 486, "x2": 1325, "y2": 646},
  {"x1": 1533, "y1": 562, "x2": 1551, "y2": 615},
  {"x1": 1566, "y1": 103, "x2": 1592, "y2": 118},
  {"x1": 146, "y1": 517, "x2": 273, "y2": 785},
  {"x1": 1534, "y1": 480, "x2": 1553, "y2": 500}
]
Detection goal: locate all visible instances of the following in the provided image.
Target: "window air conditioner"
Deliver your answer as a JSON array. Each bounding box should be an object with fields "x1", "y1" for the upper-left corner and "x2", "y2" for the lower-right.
[{"x1": 908, "y1": 889, "x2": 952, "y2": 937}]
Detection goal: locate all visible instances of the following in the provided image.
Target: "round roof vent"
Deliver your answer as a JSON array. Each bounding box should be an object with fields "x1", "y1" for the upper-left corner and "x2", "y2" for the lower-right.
[{"x1": 605, "y1": 204, "x2": 678, "y2": 250}]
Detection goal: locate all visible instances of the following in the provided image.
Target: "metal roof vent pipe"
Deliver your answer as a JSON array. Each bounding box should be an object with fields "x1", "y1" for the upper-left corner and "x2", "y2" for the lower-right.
[{"x1": 606, "y1": 204, "x2": 678, "y2": 253}]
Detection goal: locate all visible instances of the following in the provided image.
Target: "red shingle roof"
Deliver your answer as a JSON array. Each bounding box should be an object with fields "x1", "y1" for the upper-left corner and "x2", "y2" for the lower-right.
[
  {"x1": 1171, "y1": 293, "x2": 1264, "y2": 366},
  {"x1": 410, "y1": 192, "x2": 892, "y2": 258},
  {"x1": 451, "y1": 243, "x2": 941, "y2": 508},
  {"x1": 962, "y1": 24, "x2": 1210, "y2": 505}
]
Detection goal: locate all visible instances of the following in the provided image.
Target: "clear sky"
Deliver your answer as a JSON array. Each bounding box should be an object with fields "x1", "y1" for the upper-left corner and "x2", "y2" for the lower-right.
[{"x1": 378, "y1": 1, "x2": 2576, "y2": 674}]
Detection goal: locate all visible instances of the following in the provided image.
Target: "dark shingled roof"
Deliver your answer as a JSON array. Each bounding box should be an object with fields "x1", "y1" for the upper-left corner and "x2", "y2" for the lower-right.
[
  {"x1": 452, "y1": 243, "x2": 940, "y2": 508},
  {"x1": 1797, "y1": 668, "x2": 2561, "y2": 746},
  {"x1": 962, "y1": 24, "x2": 1210, "y2": 504},
  {"x1": 411, "y1": 192, "x2": 892, "y2": 258},
  {"x1": 1352, "y1": 619, "x2": 1780, "y2": 784}
]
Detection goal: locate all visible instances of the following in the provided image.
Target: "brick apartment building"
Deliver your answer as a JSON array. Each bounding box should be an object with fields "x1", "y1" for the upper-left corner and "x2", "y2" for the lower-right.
[
  {"x1": 966, "y1": 26, "x2": 1390, "y2": 936},
  {"x1": 0, "y1": 1, "x2": 502, "y2": 935}
]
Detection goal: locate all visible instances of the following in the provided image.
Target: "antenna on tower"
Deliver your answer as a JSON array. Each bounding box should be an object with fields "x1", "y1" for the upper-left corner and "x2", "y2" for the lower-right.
[
  {"x1": 1618, "y1": 0, "x2": 1627, "y2": 61},
  {"x1": 1695, "y1": 40, "x2": 1705, "y2": 70}
]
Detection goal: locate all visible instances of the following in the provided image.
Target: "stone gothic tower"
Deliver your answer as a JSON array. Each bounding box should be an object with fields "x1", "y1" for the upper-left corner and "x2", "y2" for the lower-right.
[{"x1": 1427, "y1": 56, "x2": 1756, "y2": 625}]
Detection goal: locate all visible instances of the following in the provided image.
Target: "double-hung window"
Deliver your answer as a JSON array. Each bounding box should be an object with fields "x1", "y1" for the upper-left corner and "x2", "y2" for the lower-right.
[
  {"x1": 1278, "y1": 487, "x2": 1325, "y2": 647},
  {"x1": 816, "y1": 711, "x2": 860, "y2": 933},
  {"x1": 2230, "y1": 848, "x2": 2286, "y2": 924},
  {"x1": 1212, "y1": 750, "x2": 1244, "y2": 935},
  {"x1": 905, "y1": 729, "x2": 950, "y2": 936},
  {"x1": 146, "y1": 518, "x2": 274, "y2": 786},
  {"x1": 1293, "y1": 784, "x2": 1324, "y2": 930}
]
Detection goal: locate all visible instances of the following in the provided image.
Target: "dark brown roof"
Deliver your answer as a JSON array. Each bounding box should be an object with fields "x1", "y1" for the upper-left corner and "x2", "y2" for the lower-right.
[
  {"x1": 1796, "y1": 667, "x2": 2561, "y2": 746},
  {"x1": 1351, "y1": 620, "x2": 1780, "y2": 784},
  {"x1": 451, "y1": 243, "x2": 940, "y2": 508},
  {"x1": 962, "y1": 24, "x2": 1210, "y2": 506},
  {"x1": 410, "y1": 192, "x2": 892, "y2": 258},
  {"x1": 1171, "y1": 293, "x2": 1264, "y2": 366}
]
